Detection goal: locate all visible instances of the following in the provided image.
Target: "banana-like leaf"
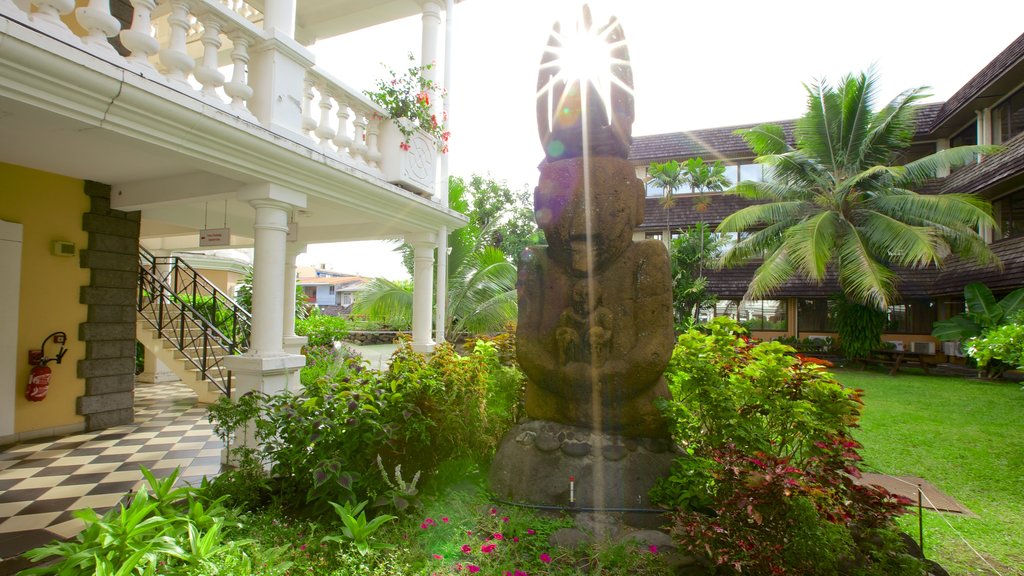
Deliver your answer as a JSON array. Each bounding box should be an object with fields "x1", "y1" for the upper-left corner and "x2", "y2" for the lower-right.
[{"x1": 964, "y1": 282, "x2": 1001, "y2": 325}]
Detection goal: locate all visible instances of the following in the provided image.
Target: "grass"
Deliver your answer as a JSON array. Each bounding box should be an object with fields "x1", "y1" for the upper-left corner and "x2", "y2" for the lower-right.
[{"x1": 835, "y1": 368, "x2": 1024, "y2": 576}]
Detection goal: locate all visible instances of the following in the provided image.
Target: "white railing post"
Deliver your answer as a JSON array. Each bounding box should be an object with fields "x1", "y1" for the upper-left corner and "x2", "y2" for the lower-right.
[
  {"x1": 159, "y1": 0, "x2": 196, "y2": 85},
  {"x1": 75, "y1": 0, "x2": 122, "y2": 58},
  {"x1": 366, "y1": 115, "x2": 382, "y2": 170},
  {"x1": 193, "y1": 16, "x2": 225, "y2": 99},
  {"x1": 120, "y1": 0, "x2": 159, "y2": 71},
  {"x1": 224, "y1": 31, "x2": 255, "y2": 117},
  {"x1": 352, "y1": 110, "x2": 369, "y2": 164},
  {"x1": 29, "y1": 0, "x2": 78, "y2": 41},
  {"x1": 314, "y1": 84, "x2": 336, "y2": 152},
  {"x1": 332, "y1": 96, "x2": 353, "y2": 158},
  {"x1": 300, "y1": 78, "x2": 317, "y2": 138}
]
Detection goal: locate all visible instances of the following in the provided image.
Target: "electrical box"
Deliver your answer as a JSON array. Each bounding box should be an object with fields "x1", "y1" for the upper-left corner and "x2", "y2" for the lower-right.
[{"x1": 51, "y1": 240, "x2": 76, "y2": 257}]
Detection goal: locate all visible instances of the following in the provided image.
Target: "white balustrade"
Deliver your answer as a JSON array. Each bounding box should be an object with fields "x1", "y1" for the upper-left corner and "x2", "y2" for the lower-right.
[
  {"x1": 30, "y1": 0, "x2": 78, "y2": 41},
  {"x1": 351, "y1": 111, "x2": 369, "y2": 163},
  {"x1": 193, "y1": 16, "x2": 225, "y2": 98},
  {"x1": 120, "y1": 0, "x2": 159, "y2": 71},
  {"x1": 223, "y1": 31, "x2": 255, "y2": 116},
  {"x1": 158, "y1": 0, "x2": 196, "y2": 84},
  {"x1": 332, "y1": 95, "x2": 353, "y2": 158},
  {"x1": 300, "y1": 78, "x2": 317, "y2": 137},
  {"x1": 0, "y1": 0, "x2": 27, "y2": 21},
  {"x1": 365, "y1": 115, "x2": 382, "y2": 170},
  {"x1": 76, "y1": 0, "x2": 122, "y2": 58},
  {"x1": 313, "y1": 84, "x2": 336, "y2": 151}
]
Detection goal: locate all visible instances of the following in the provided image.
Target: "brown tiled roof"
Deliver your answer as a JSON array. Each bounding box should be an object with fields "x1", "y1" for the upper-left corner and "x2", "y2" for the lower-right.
[
  {"x1": 707, "y1": 263, "x2": 937, "y2": 300},
  {"x1": 929, "y1": 32, "x2": 1024, "y2": 133},
  {"x1": 912, "y1": 103, "x2": 943, "y2": 137},
  {"x1": 932, "y1": 235, "x2": 1024, "y2": 297},
  {"x1": 639, "y1": 194, "x2": 760, "y2": 230},
  {"x1": 938, "y1": 132, "x2": 1024, "y2": 197},
  {"x1": 630, "y1": 120, "x2": 797, "y2": 163}
]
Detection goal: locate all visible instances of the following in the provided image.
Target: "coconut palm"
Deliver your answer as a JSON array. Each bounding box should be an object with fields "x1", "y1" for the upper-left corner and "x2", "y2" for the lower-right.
[{"x1": 718, "y1": 70, "x2": 1000, "y2": 309}]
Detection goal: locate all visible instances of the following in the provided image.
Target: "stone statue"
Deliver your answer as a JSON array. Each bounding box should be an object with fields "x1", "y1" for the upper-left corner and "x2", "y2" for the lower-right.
[{"x1": 491, "y1": 5, "x2": 676, "y2": 515}]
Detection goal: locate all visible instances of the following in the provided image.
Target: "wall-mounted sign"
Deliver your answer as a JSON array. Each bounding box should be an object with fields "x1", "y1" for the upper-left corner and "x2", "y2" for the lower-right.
[{"x1": 199, "y1": 228, "x2": 231, "y2": 247}]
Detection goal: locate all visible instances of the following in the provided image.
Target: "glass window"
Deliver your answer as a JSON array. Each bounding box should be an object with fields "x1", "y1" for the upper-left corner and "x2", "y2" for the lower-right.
[
  {"x1": 645, "y1": 177, "x2": 691, "y2": 196},
  {"x1": 995, "y1": 87, "x2": 1024, "y2": 144},
  {"x1": 739, "y1": 163, "x2": 763, "y2": 183},
  {"x1": 995, "y1": 188, "x2": 1024, "y2": 239},
  {"x1": 950, "y1": 122, "x2": 978, "y2": 148},
  {"x1": 739, "y1": 300, "x2": 788, "y2": 331},
  {"x1": 715, "y1": 300, "x2": 739, "y2": 320},
  {"x1": 885, "y1": 299, "x2": 936, "y2": 334},
  {"x1": 721, "y1": 165, "x2": 739, "y2": 187},
  {"x1": 798, "y1": 298, "x2": 832, "y2": 332},
  {"x1": 645, "y1": 232, "x2": 663, "y2": 241}
]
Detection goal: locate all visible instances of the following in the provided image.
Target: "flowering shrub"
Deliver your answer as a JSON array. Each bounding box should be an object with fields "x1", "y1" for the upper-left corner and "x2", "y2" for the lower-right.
[
  {"x1": 365, "y1": 53, "x2": 450, "y2": 152},
  {"x1": 657, "y1": 317, "x2": 921, "y2": 575}
]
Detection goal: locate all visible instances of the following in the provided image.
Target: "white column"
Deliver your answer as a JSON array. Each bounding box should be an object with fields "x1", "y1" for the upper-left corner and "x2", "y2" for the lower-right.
[
  {"x1": 262, "y1": 0, "x2": 296, "y2": 38},
  {"x1": 434, "y1": 226, "x2": 448, "y2": 344},
  {"x1": 137, "y1": 348, "x2": 177, "y2": 383},
  {"x1": 282, "y1": 241, "x2": 307, "y2": 391},
  {"x1": 936, "y1": 137, "x2": 950, "y2": 178},
  {"x1": 223, "y1": 185, "x2": 307, "y2": 463},
  {"x1": 408, "y1": 233, "x2": 437, "y2": 353},
  {"x1": 419, "y1": 0, "x2": 442, "y2": 75},
  {"x1": 249, "y1": 27, "x2": 316, "y2": 137}
]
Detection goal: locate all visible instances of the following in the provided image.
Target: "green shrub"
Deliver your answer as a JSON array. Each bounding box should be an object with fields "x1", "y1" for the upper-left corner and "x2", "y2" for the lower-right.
[
  {"x1": 831, "y1": 295, "x2": 885, "y2": 360},
  {"x1": 206, "y1": 340, "x2": 526, "y2": 516},
  {"x1": 295, "y1": 313, "x2": 349, "y2": 347},
  {"x1": 658, "y1": 318, "x2": 918, "y2": 575},
  {"x1": 965, "y1": 311, "x2": 1024, "y2": 377}
]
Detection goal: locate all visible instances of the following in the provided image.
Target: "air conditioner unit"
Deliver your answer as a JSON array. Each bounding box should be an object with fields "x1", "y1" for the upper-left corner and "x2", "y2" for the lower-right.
[
  {"x1": 884, "y1": 340, "x2": 904, "y2": 352},
  {"x1": 805, "y1": 335, "x2": 829, "y2": 344},
  {"x1": 911, "y1": 341, "x2": 936, "y2": 355},
  {"x1": 942, "y1": 341, "x2": 963, "y2": 357}
]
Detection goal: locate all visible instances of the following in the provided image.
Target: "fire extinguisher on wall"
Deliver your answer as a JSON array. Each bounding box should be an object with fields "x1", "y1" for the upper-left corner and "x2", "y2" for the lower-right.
[{"x1": 26, "y1": 331, "x2": 67, "y2": 402}]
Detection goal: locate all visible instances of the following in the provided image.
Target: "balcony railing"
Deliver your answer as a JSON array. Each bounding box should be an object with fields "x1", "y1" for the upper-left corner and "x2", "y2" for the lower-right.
[{"x1": 1, "y1": 0, "x2": 437, "y2": 196}]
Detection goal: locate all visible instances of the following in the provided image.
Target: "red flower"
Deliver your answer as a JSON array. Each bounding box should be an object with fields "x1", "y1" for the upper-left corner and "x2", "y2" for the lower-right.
[
  {"x1": 539, "y1": 552, "x2": 552, "y2": 563},
  {"x1": 481, "y1": 544, "x2": 497, "y2": 554},
  {"x1": 400, "y1": 142, "x2": 411, "y2": 151},
  {"x1": 468, "y1": 566, "x2": 480, "y2": 573},
  {"x1": 461, "y1": 544, "x2": 472, "y2": 554}
]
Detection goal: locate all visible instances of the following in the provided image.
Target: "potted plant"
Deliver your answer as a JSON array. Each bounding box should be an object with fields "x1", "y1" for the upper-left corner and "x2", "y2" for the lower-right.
[{"x1": 365, "y1": 54, "x2": 450, "y2": 196}]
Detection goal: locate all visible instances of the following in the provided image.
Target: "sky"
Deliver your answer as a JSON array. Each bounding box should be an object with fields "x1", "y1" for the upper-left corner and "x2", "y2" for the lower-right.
[{"x1": 299, "y1": 0, "x2": 1024, "y2": 279}]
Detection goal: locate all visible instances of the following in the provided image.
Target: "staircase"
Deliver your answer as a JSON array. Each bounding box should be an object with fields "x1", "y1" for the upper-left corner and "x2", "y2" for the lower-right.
[{"x1": 136, "y1": 247, "x2": 251, "y2": 403}]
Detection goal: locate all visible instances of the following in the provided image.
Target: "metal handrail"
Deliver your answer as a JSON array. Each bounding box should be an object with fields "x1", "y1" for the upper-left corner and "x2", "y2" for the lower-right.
[{"x1": 137, "y1": 247, "x2": 252, "y2": 397}]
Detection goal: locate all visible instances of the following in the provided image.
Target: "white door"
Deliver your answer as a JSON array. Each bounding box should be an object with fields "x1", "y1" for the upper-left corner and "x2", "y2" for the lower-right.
[{"x1": 0, "y1": 220, "x2": 23, "y2": 437}]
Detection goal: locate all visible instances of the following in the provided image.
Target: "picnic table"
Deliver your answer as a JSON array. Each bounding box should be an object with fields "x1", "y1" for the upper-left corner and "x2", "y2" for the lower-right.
[{"x1": 865, "y1": 349, "x2": 935, "y2": 375}]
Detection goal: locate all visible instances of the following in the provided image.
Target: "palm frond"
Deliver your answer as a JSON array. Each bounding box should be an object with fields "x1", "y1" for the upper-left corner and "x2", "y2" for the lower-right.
[
  {"x1": 836, "y1": 69, "x2": 875, "y2": 174},
  {"x1": 745, "y1": 247, "x2": 797, "y2": 301},
  {"x1": 785, "y1": 211, "x2": 839, "y2": 282},
  {"x1": 717, "y1": 202, "x2": 807, "y2": 234},
  {"x1": 352, "y1": 278, "x2": 414, "y2": 328},
  {"x1": 737, "y1": 124, "x2": 791, "y2": 156},
  {"x1": 897, "y1": 145, "x2": 1003, "y2": 186},
  {"x1": 867, "y1": 193, "x2": 996, "y2": 229},
  {"x1": 852, "y1": 209, "x2": 941, "y2": 268},
  {"x1": 859, "y1": 85, "x2": 929, "y2": 166},
  {"x1": 836, "y1": 227, "x2": 896, "y2": 309},
  {"x1": 717, "y1": 221, "x2": 789, "y2": 267}
]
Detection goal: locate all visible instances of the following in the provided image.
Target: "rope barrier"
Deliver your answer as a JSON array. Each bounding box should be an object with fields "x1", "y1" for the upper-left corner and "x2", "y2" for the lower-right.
[{"x1": 859, "y1": 464, "x2": 1005, "y2": 576}]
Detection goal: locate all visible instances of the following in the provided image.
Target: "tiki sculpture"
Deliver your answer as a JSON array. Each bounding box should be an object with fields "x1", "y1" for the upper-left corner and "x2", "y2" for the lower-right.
[{"x1": 490, "y1": 6, "x2": 676, "y2": 514}]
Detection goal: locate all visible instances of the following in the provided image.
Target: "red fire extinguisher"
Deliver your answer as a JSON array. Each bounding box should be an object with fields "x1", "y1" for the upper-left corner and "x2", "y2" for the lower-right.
[{"x1": 26, "y1": 332, "x2": 67, "y2": 402}]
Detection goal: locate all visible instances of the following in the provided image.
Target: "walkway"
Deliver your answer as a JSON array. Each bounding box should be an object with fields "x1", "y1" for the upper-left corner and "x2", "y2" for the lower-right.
[{"x1": 0, "y1": 381, "x2": 222, "y2": 565}]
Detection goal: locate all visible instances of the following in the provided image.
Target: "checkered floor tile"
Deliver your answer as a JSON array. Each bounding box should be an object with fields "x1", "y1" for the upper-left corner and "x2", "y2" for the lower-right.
[{"x1": 0, "y1": 381, "x2": 224, "y2": 560}]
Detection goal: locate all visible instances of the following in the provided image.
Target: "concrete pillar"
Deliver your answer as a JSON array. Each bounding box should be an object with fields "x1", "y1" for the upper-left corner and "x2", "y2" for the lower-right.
[
  {"x1": 408, "y1": 233, "x2": 437, "y2": 353},
  {"x1": 248, "y1": 27, "x2": 315, "y2": 139},
  {"x1": 223, "y1": 184, "x2": 307, "y2": 461},
  {"x1": 283, "y1": 241, "x2": 307, "y2": 391},
  {"x1": 419, "y1": 0, "x2": 442, "y2": 75},
  {"x1": 262, "y1": 0, "x2": 296, "y2": 37}
]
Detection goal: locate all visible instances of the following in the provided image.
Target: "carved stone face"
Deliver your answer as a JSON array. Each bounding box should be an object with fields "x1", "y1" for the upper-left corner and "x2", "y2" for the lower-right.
[{"x1": 535, "y1": 157, "x2": 643, "y2": 275}]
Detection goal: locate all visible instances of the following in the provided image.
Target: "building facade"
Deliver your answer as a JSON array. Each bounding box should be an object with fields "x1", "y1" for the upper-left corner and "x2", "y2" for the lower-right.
[
  {"x1": 629, "y1": 33, "x2": 1024, "y2": 353},
  {"x1": 1, "y1": 0, "x2": 467, "y2": 444}
]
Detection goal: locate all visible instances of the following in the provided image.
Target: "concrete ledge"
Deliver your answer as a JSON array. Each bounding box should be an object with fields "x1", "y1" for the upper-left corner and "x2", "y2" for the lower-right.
[{"x1": 224, "y1": 353, "x2": 306, "y2": 376}]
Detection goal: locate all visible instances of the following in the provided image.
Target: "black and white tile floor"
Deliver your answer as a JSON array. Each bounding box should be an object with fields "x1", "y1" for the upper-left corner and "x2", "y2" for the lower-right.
[{"x1": 0, "y1": 381, "x2": 223, "y2": 560}]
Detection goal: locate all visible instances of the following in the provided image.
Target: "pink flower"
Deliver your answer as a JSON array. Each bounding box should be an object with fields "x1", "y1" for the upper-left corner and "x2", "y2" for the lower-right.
[
  {"x1": 502, "y1": 516, "x2": 510, "y2": 523},
  {"x1": 425, "y1": 518, "x2": 435, "y2": 525},
  {"x1": 648, "y1": 545, "x2": 658, "y2": 554},
  {"x1": 461, "y1": 544, "x2": 472, "y2": 554},
  {"x1": 489, "y1": 507, "x2": 497, "y2": 516},
  {"x1": 526, "y1": 529, "x2": 536, "y2": 535},
  {"x1": 433, "y1": 554, "x2": 443, "y2": 560},
  {"x1": 515, "y1": 572, "x2": 528, "y2": 576},
  {"x1": 540, "y1": 552, "x2": 552, "y2": 563},
  {"x1": 512, "y1": 536, "x2": 519, "y2": 543},
  {"x1": 400, "y1": 142, "x2": 411, "y2": 151},
  {"x1": 466, "y1": 530, "x2": 473, "y2": 536},
  {"x1": 442, "y1": 517, "x2": 450, "y2": 523},
  {"x1": 481, "y1": 544, "x2": 497, "y2": 554},
  {"x1": 420, "y1": 523, "x2": 428, "y2": 529},
  {"x1": 493, "y1": 533, "x2": 504, "y2": 540},
  {"x1": 299, "y1": 544, "x2": 306, "y2": 551},
  {"x1": 468, "y1": 566, "x2": 480, "y2": 573}
]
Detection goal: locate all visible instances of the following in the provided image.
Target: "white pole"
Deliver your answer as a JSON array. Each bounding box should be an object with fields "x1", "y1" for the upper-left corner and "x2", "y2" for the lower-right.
[{"x1": 435, "y1": 0, "x2": 454, "y2": 344}]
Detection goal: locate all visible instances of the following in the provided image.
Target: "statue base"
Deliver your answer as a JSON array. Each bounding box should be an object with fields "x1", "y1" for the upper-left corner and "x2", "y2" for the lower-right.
[{"x1": 489, "y1": 419, "x2": 676, "y2": 528}]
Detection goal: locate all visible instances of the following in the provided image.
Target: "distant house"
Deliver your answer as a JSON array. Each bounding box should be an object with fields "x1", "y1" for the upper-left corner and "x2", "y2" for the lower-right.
[
  {"x1": 296, "y1": 265, "x2": 368, "y2": 314},
  {"x1": 628, "y1": 32, "x2": 1024, "y2": 356}
]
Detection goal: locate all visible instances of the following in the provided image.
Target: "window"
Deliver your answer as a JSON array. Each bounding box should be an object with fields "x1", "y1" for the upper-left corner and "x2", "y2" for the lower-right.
[
  {"x1": 950, "y1": 122, "x2": 978, "y2": 148},
  {"x1": 739, "y1": 300, "x2": 787, "y2": 331},
  {"x1": 739, "y1": 163, "x2": 763, "y2": 183},
  {"x1": 645, "y1": 231, "x2": 663, "y2": 241},
  {"x1": 645, "y1": 178, "x2": 691, "y2": 197},
  {"x1": 798, "y1": 298, "x2": 833, "y2": 332},
  {"x1": 885, "y1": 299, "x2": 936, "y2": 334},
  {"x1": 994, "y1": 87, "x2": 1024, "y2": 144},
  {"x1": 995, "y1": 188, "x2": 1024, "y2": 239}
]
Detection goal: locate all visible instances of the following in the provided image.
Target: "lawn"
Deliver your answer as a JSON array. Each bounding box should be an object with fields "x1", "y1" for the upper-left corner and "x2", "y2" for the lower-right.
[{"x1": 836, "y1": 369, "x2": 1024, "y2": 576}]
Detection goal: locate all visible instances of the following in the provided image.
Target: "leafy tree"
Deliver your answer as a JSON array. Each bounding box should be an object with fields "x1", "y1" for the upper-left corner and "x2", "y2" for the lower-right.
[
  {"x1": 719, "y1": 70, "x2": 1000, "y2": 310},
  {"x1": 647, "y1": 157, "x2": 729, "y2": 210},
  {"x1": 932, "y1": 282, "x2": 1024, "y2": 377},
  {"x1": 668, "y1": 223, "x2": 722, "y2": 328},
  {"x1": 830, "y1": 293, "x2": 886, "y2": 361}
]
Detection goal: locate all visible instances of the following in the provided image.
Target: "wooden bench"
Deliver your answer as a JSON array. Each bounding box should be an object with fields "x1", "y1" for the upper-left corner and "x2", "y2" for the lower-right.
[{"x1": 865, "y1": 350, "x2": 935, "y2": 375}]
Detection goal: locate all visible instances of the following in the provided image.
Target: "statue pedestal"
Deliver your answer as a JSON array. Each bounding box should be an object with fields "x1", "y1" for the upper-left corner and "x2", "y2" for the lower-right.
[{"x1": 489, "y1": 419, "x2": 676, "y2": 529}]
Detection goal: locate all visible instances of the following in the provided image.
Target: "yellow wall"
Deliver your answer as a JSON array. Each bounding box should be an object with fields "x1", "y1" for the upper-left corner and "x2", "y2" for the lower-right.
[{"x1": 0, "y1": 163, "x2": 89, "y2": 434}]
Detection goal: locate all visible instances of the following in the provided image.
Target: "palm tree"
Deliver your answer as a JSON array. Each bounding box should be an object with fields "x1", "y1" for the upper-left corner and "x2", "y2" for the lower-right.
[
  {"x1": 647, "y1": 159, "x2": 686, "y2": 208},
  {"x1": 353, "y1": 182, "x2": 518, "y2": 339},
  {"x1": 718, "y1": 70, "x2": 1000, "y2": 309}
]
